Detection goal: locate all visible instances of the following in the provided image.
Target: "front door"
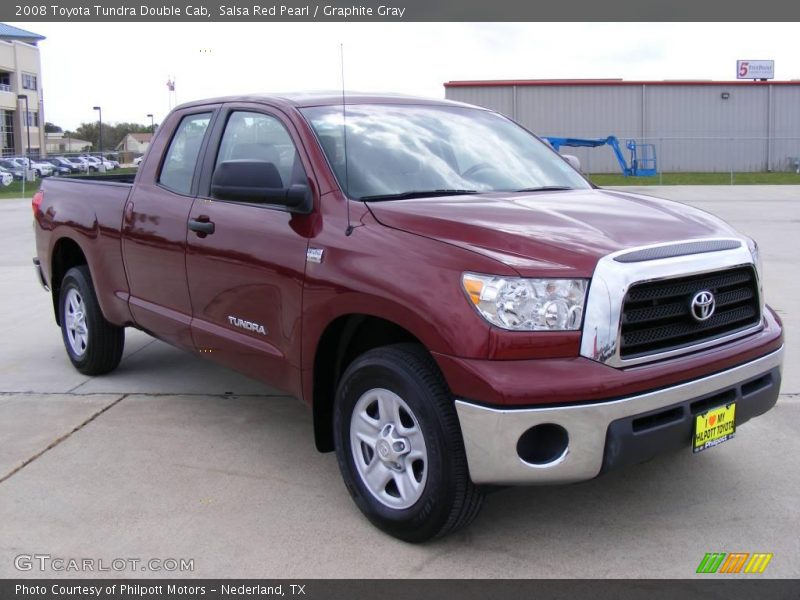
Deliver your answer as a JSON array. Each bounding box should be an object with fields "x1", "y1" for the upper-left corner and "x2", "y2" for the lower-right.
[{"x1": 185, "y1": 106, "x2": 313, "y2": 395}]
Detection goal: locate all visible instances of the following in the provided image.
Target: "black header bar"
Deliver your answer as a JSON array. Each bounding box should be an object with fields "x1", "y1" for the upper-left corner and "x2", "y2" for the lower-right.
[{"x1": 3, "y1": 0, "x2": 800, "y2": 22}]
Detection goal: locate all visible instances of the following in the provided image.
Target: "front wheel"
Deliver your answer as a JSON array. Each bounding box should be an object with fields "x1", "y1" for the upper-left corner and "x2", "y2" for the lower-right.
[
  {"x1": 59, "y1": 266, "x2": 125, "y2": 375},
  {"x1": 334, "y1": 344, "x2": 483, "y2": 542}
]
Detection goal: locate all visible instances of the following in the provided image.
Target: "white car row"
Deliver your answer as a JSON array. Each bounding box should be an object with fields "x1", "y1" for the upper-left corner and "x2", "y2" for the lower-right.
[
  {"x1": 4, "y1": 157, "x2": 54, "y2": 178},
  {"x1": 48, "y1": 155, "x2": 120, "y2": 173},
  {"x1": 0, "y1": 154, "x2": 123, "y2": 186},
  {"x1": 72, "y1": 155, "x2": 119, "y2": 171}
]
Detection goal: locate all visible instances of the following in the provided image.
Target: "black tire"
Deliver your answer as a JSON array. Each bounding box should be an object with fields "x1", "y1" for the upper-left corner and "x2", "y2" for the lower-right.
[
  {"x1": 59, "y1": 266, "x2": 124, "y2": 375},
  {"x1": 333, "y1": 344, "x2": 483, "y2": 542}
]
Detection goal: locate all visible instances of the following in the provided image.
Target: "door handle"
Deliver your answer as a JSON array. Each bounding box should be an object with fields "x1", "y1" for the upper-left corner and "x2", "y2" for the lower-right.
[{"x1": 188, "y1": 217, "x2": 215, "y2": 236}]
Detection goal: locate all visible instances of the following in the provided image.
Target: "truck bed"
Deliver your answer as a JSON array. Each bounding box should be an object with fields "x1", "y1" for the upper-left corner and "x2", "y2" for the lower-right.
[{"x1": 35, "y1": 174, "x2": 135, "y2": 326}]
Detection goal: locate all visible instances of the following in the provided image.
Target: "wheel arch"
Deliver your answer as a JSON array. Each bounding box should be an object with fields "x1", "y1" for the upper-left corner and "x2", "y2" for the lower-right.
[
  {"x1": 310, "y1": 313, "x2": 437, "y2": 452},
  {"x1": 50, "y1": 236, "x2": 89, "y2": 325}
]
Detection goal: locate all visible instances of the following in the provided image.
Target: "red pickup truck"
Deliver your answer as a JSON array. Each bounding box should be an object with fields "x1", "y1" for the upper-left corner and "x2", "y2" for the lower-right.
[{"x1": 33, "y1": 94, "x2": 784, "y2": 542}]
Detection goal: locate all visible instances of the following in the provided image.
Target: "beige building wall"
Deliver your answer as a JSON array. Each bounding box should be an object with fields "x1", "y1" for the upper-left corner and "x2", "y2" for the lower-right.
[
  {"x1": 118, "y1": 134, "x2": 152, "y2": 154},
  {"x1": 0, "y1": 38, "x2": 45, "y2": 157},
  {"x1": 46, "y1": 133, "x2": 91, "y2": 153}
]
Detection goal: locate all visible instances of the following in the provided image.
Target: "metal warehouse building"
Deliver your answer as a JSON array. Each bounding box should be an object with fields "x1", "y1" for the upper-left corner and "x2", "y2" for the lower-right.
[{"x1": 444, "y1": 79, "x2": 800, "y2": 174}]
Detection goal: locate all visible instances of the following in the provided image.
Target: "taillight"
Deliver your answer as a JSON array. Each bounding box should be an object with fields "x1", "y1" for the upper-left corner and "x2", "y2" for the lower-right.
[{"x1": 32, "y1": 190, "x2": 43, "y2": 216}]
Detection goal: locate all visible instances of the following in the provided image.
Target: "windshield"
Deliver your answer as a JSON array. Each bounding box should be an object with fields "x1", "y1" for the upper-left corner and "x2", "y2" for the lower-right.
[{"x1": 301, "y1": 104, "x2": 590, "y2": 200}]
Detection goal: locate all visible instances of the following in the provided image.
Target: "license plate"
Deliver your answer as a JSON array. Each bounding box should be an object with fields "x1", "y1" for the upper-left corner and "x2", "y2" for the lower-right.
[{"x1": 693, "y1": 403, "x2": 736, "y2": 453}]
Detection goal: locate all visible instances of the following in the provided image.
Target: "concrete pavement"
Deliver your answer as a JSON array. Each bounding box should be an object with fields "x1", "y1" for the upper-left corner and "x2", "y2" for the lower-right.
[{"x1": 0, "y1": 188, "x2": 797, "y2": 578}]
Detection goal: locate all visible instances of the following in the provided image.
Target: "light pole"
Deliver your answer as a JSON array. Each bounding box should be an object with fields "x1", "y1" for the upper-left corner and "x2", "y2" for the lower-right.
[
  {"x1": 147, "y1": 113, "x2": 154, "y2": 133},
  {"x1": 93, "y1": 106, "x2": 103, "y2": 171},
  {"x1": 17, "y1": 94, "x2": 31, "y2": 175}
]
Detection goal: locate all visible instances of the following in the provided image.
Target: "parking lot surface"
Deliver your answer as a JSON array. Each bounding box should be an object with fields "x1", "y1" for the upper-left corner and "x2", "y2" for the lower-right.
[{"x1": 1, "y1": 186, "x2": 797, "y2": 578}]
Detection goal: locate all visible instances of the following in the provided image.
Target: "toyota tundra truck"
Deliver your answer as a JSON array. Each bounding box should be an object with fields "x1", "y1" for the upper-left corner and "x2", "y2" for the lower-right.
[{"x1": 32, "y1": 94, "x2": 784, "y2": 542}]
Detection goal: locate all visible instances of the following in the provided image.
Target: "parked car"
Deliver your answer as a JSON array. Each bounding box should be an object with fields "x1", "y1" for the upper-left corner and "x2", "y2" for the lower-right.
[
  {"x1": 46, "y1": 157, "x2": 83, "y2": 175},
  {"x1": 133, "y1": 155, "x2": 144, "y2": 166},
  {"x1": 0, "y1": 167, "x2": 14, "y2": 186},
  {"x1": 35, "y1": 161, "x2": 55, "y2": 177},
  {"x1": 104, "y1": 156, "x2": 121, "y2": 169},
  {"x1": 9, "y1": 157, "x2": 53, "y2": 178},
  {"x1": 0, "y1": 160, "x2": 24, "y2": 180},
  {"x1": 42, "y1": 158, "x2": 72, "y2": 176},
  {"x1": 81, "y1": 155, "x2": 115, "y2": 171},
  {"x1": 32, "y1": 93, "x2": 784, "y2": 542},
  {"x1": 62, "y1": 157, "x2": 92, "y2": 173}
]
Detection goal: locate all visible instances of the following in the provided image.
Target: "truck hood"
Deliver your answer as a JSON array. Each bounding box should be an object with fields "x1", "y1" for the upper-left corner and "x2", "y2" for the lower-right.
[{"x1": 366, "y1": 188, "x2": 741, "y2": 277}]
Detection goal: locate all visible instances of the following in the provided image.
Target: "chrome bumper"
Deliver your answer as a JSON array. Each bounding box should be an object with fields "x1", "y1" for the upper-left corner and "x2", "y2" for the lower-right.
[
  {"x1": 455, "y1": 346, "x2": 784, "y2": 485},
  {"x1": 33, "y1": 257, "x2": 49, "y2": 291}
]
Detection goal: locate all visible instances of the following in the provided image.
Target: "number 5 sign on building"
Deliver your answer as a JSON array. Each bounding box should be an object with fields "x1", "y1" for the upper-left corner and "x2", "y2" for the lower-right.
[{"x1": 737, "y1": 60, "x2": 775, "y2": 80}]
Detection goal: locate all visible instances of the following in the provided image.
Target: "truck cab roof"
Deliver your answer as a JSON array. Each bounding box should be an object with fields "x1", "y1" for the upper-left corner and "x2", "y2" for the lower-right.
[{"x1": 174, "y1": 92, "x2": 482, "y2": 111}]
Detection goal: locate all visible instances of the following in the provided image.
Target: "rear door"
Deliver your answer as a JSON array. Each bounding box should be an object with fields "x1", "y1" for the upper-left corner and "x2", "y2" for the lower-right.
[
  {"x1": 185, "y1": 104, "x2": 315, "y2": 396},
  {"x1": 122, "y1": 107, "x2": 218, "y2": 349}
]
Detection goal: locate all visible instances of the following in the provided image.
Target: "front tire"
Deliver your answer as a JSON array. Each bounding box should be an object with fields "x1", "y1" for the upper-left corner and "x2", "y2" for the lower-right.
[
  {"x1": 333, "y1": 344, "x2": 483, "y2": 542},
  {"x1": 59, "y1": 266, "x2": 124, "y2": 375}
]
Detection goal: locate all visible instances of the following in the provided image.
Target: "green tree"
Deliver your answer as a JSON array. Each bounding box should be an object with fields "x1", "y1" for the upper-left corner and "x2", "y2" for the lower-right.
[
  {"x1": 44, "y1": 122, "x2": 63, "y2": 133},
  {"x1": 74, "y1": 121, "x2": 153, "y2": 151}
]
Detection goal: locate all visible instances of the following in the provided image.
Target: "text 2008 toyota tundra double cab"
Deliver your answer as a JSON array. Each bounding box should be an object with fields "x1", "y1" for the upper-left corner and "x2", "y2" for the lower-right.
[{"x1": 33, "y1": 94, "x2": 784, "y2": 541}]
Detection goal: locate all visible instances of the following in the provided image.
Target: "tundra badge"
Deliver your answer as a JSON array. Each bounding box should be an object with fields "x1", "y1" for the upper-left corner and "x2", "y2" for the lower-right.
[{"x1": 227, "y1": 316, "x2": 267, "y2": 335}]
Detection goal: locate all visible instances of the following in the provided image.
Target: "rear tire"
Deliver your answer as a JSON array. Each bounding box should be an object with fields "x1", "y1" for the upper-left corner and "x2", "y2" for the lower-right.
[
  {"x1": 333, "y1": 344, "x2": 483, "y2": 542},
  {"x1": 59, "y1": 266, "x2": 124, "y2": 375}
]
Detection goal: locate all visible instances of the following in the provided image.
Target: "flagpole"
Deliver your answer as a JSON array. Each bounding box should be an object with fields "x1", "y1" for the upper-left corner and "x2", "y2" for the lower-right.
[{"x1": 166, "y1": 76, "x2": 176, "y2": 110}]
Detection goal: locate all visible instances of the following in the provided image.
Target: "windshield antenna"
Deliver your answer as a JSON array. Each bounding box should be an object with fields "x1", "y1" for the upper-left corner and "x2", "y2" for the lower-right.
[{"x1": 341, "y1": 43, "x2": 354, "y2": 236}]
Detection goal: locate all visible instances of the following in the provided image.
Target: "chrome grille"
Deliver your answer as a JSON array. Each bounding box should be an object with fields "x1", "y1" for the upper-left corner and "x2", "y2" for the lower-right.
[{"x1": 619, "y1": 266, "x2": 761, "y2": 359}]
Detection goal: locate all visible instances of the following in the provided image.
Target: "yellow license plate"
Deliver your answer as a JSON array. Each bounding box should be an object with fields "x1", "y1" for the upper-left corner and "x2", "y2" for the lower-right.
[{"x1": 694, "y1": 403, "x2": 736, "y2": 453}]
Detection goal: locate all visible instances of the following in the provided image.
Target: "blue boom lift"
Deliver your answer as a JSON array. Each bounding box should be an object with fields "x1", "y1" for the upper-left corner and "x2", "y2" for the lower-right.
[{"x1": 544, "y1": 136, "x2": 657, "y2": 177}]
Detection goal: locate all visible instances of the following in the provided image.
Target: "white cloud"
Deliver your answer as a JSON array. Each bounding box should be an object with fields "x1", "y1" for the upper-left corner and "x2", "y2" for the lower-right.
[{"x1": 15, "y1": 22, "x2": 800, "y2": 130}]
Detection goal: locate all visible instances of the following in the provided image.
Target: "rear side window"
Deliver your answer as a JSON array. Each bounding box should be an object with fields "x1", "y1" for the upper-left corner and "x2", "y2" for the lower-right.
[{"x1": 159, "y1": 112, "x2": 212, "y2": 194}]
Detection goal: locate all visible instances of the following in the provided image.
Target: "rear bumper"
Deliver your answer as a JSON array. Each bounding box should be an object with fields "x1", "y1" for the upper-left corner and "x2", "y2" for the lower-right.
[
  {"x1": 455, "y1": 345, "x2": 783, "y2": 485},
  {"x1": 32, "y1": 257, "x2": 49, "y2": 291}
]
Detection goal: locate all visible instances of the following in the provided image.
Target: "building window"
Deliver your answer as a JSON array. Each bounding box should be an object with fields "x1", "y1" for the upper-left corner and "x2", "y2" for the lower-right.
[
  {"x1": 22, "y1": 73, "x2": 37, "y2": 91},
  {"x1": 1, "y1": 110, "x2": 14, "y2": 154},
  {"x1": 0, "y1": 72, "x2": 10, "y2": 93},
  {"x1": 25, "y1": 111, "x2": 39, "y2": 127}
]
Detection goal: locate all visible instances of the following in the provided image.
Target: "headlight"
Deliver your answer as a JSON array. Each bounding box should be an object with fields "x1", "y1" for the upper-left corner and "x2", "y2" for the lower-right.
[{"x1": 462, "y1": 273, "x2": 588, "y2": 331}]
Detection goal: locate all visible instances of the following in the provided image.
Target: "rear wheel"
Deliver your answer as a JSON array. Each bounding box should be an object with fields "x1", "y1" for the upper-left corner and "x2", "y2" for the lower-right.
[
  {"x1": 333, "y1": 344, "x2": 483, "y2": 542},
  {"x1": 59, "y1": 266, "x2": 124, "y2": 375}
]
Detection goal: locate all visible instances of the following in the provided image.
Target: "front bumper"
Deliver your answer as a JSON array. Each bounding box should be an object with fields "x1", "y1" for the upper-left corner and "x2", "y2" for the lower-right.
[{"x1": 455, "y1": 345, "x2": 784, "y2": 485}]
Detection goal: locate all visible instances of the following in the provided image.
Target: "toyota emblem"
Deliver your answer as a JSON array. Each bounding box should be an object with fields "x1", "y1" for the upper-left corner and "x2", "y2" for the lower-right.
[{"x1": 690, "y1": 290, "x2": 716, "y2": 322}]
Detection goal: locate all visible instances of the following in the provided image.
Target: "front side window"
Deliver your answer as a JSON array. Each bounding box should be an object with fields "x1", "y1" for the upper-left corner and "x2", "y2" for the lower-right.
[
  {"x1": 158, "y1": 112, "x2": 212, "y2": 195},
  {"x1": 301, "y1": 104, "x2": 590, "y2": 200},
  {"x1": 215, "y1": 111, "x2": 303, "y2": 193}
]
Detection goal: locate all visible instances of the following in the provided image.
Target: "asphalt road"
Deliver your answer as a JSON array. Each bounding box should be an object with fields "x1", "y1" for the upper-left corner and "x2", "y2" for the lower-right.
[{"x1": 0, "y1": 186, "x2": 797, "y2": 578}]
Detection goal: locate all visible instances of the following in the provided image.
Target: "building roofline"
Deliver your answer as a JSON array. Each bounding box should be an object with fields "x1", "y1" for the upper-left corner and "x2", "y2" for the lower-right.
[
  {"x1": 0, "y1": 23, "x2": 46, "y2": 42},
  {"x1": 444, "y1": 79, "x2": 800, "y2": 88}
]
